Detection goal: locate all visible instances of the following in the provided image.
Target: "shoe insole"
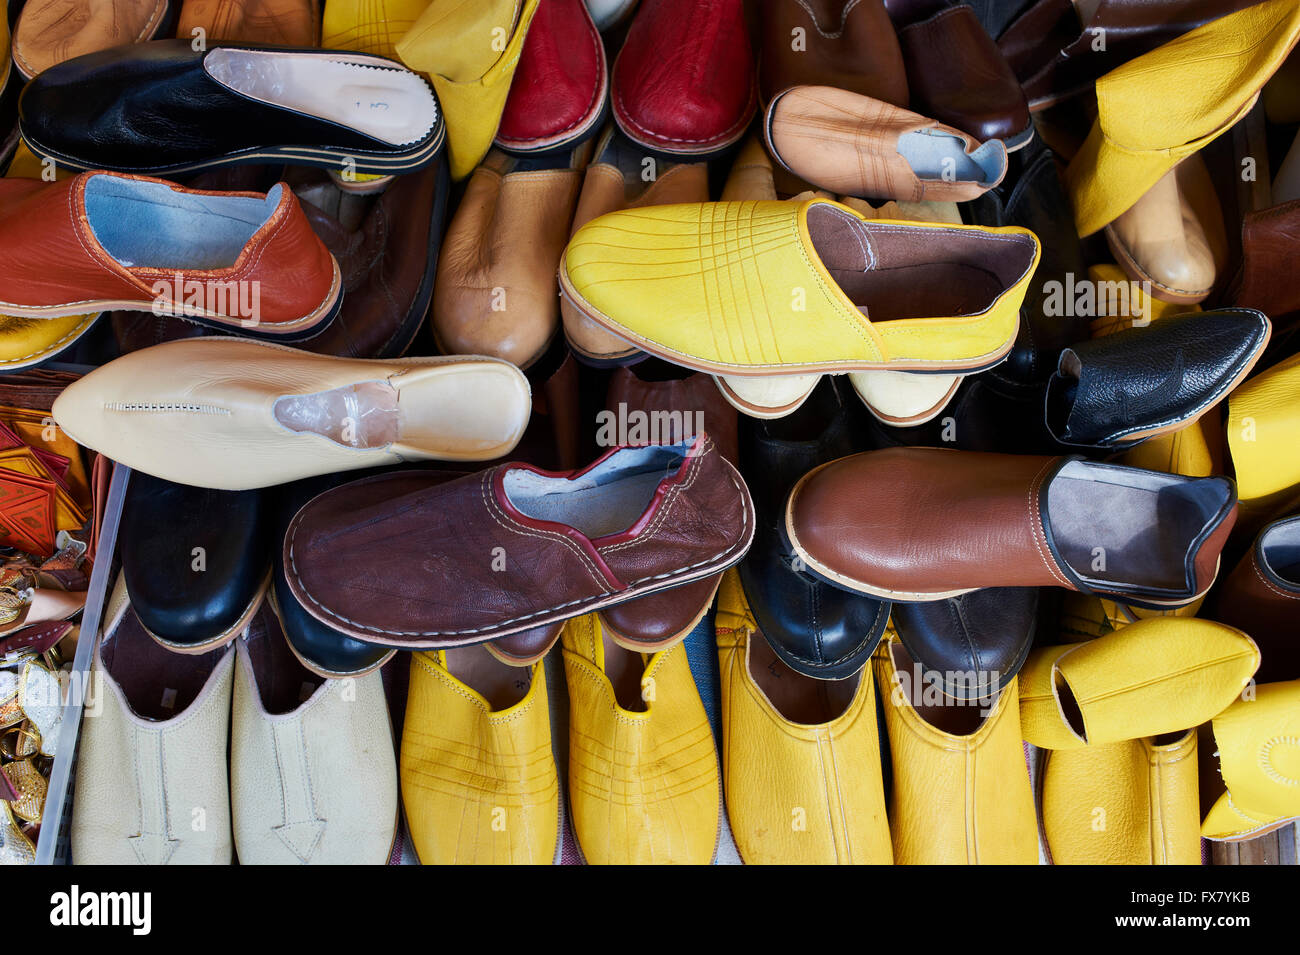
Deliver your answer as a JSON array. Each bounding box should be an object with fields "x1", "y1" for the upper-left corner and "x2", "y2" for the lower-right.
[
  {"x1": 205, "y1": 49, "x2": 438, "y2": 147},
  {"x1": 602, "y1": 628, "x2": 648, "y2": 713},
  {"x1": 503, "y1": 440, "x2": 691, "y2": 539},
  {"x1": 102, "y1": 608, "x2": 226, "y2": 721},
  {"x1": 898, "y1": 130, "x2": 1003, "y2": 184},
  {"x1": 445, "y1": 644, "x2": 531, "y2": 711},
  {"x1": 748, "y1": 628, "x2": 857, "y2": 725}
]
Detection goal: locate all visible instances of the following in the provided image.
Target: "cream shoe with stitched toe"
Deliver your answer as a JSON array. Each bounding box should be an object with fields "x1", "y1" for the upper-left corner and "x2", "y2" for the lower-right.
[{"x1": 52, "y1": 337, "x2": 531, "y2": 489}]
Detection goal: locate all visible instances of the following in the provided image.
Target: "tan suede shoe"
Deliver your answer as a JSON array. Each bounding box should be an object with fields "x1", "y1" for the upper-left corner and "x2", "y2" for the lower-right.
[
  {"x1": 433, "y1": 149, "x2": 585, "y2": 369},
  {"x1": 179, "y1": 0, "x2": 321, "y2": 46}
]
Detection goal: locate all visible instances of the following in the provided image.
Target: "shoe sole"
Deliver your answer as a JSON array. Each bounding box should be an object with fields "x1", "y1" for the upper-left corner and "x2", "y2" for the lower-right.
[
  {"x1": 557, "y1": 264, "x2": 1018, "y2": 377},
  {"x1": 0, "y1": 310, "x2": 102, "y2": 372},
  {"x1": 1104, "y1": 224, "x2": 1213, "y2": 305},
  {"x1": 781, "y1": 460, "x2": 1220, "y2": 610},
  {"x1": 140, "y1": 570, "x2": 270, "y2": 655},
  {"x1": 0, "y1": 256, "x2": 343, "y2": 342},
  {"x1": 19, "y1": 124, "x2": 445, "y2": 178}
]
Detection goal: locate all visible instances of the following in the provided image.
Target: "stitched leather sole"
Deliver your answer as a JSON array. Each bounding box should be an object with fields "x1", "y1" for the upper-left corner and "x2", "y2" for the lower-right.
[{"x1": 140, "y1": 570, "x2": 270, "y2": 655}]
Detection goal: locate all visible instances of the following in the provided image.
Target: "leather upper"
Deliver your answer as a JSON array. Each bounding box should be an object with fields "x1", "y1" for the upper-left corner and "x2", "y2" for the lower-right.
[
  {"x1": 787, "y1": 448, "x2": 1238, "y2": 607},
  {"x1": 612, "y1": 0, "x2": 756, "y2": 153},
  {"x1": 596, "y1": 370, "x2": 738, "y2": 648},
  {"x1": 72, "y1": 579, "x2": 234, "y2": 865},
  {"x1": 1227, "y1": 350, "x2": 1300, "y2": 506},
  {"x1": 1232, "y1": 198, "x2": 1300, "y2": 322},
  {"x1": 13, "y1": 0, "x2": 172, "y2": 79},
  {"x1": 401, "y1": 649, "x2": 559, "y2": 864},
  {"x1": 1042, "y1": 731, "x2": 1202, "y2": 865},
  {"x1": 297, "y1": 159, "x2": 449, "y2": 359},
  {"x1": 893, "y1": 3, "x2": 1030, "y2": 144},
  {"x1": 1045, "y1": 308, "x2": 1271, "y2": 449},
  {"x1": 562, "y1": 611, "x2": 719, "y2": 864},
  {"x1": 1213, "y1": 514, "x2": 1300, "y2": 684},
  {"x1": 19, "y1": 40, "x2": 443, "y2": 173},
  {"x1": 433, "y1": 151, "x2": 582, "y2": 369},
  {"x1": 496, "y1": 0, "x2": 606, "y2": 150},
  {"x1": 230, "y1": 603, "x2": 398, "y2": 864},
  {"x1": 1019, "y1": 616, "x2": 1259, "y2": 749},
  {"x1": 756, "y1": 0, "x2": 908, "y2": 107},
  {"x1": 764, "y1": 85, "x2": 1008, "y2": 203},
  {"x1": 561, "y1": 198, "x2": 1041, "y2": 374},
  {"x1": 999, "y1": 0, "x2": 1262, "y2": 109},
  {"x1": 120, "y1": 470, "x2": 270, "y2": 649},
  {"x1": 180, "y1": 0, "x2": 322, "y2": 47},
  {"x1": 283, "y1": 438, "x2": 755, "y2": 647},
  {"x1": 738, "y1": 378, "x2": 889, "y2": 680},
  {"x1": 892, "y1": 587, "x2": 1038, "y2": 699},
  {"x1": 715, "y1": 571, "x2": 892, "y2": 864},
  {"x1": 875, "y1": 635, "x2": 1039, "y2": 864},
  {"x1": 52, "y1": 338, "x2": 532, "y2": 489},
  {"x1": 0, "y1": 172, "x2": 339, "y2": 331}
]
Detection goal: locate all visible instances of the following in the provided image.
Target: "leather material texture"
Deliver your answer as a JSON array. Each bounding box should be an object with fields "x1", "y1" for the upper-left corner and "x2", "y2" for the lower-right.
[
  {"x1": 999, "y1": 0, "x2": 1261, "y2": 110},
  {"x1": 295, "y1": 159, "x2": 449, "y2": 359},
  {"x1": 13, "y1": 0, "x2": 173, "y2": 79},
  {"x1": 891, "y1": 2, "x2": 1030, "y2": 145},
  {"x1": 0, "y1": 172, "x2": 340, "y2": 335},
  {"x1": 19, "y1": 40, "x2": 443, "y2": 176},
  {"x1": 756, "y1": 0, "x2": 908, "y2": 107},
  {"x1": 1212, "y1": 514, "x2": 1300, "y2": 685},
  {"x1": 1227, "y1": 351, "x2": 1300, "y2": 507},
  {"x1": 52, "y1": 337, "x2": 531, "y2": 490},
  {"x1": 596, "y1": 370, "x2": 738, "y2": 649},
  {"x1": 1019, "y1": 616, "x2": 1259, "y2": 749},
  {"x1": 716, "y1": 571, "x2": 892, "y2": 864},
  {"x1": 1103, "y1": 158, "x2": 1221, "y2": 305},
  {"x1": 1041, "y1": 731, "x2": 1201, "y2": 865},
  {"x1": 433, "y1": 151, "x2": 582, "y2": 369},
  {"x1": 786, "y1": 448, "x2": 1238, "y2": 607},
  {"x1": 1231, "y1": 197, "x2": 1300, "y2": 322},
  {"x1": 120, "y1": 470, "x2": 270, "y2": 651},
  {"x1": 284, "y1": 438, "x2": 755, "y2": 648},
  {"x1": 611, "y1": 0, "x2": 756, "y2": 155},
  {"x1": 270, "y1": 472, "x2": 402, "y2": 678},
  {"x1": 875, "y1": 635, "x2": 1038, "y2": 864},
  {"x1": 179, "y1": 0, "x2": 321, "y2": 46},
  {"x1": 560, "y1": 198, "x2": 1041, "y2": 375},
  {"x1": 487, "y1": 621, "x2": 563, "y2": 665},
  {"x1": 496, "y1": 0, "x2": 606, "y2": 151},
  {"x1": 561, "y1": 133, "x2": 709, "y2": 364},
  {"x1": 1045, "y1": 308, "x2": 1271, "y2": 449},
  {"x1": 396, "y1": 0, "x2": 539, "y2": 180},
  {"x1": 323, "y1": 0, "x2": 429, "y2": 58},
  {"x1": 764, "y1": 85, "x2": 1007, "y2": 202},
  {"x1": 1203, "y1": 678, "x2": 1300, "y2": 841},
  {"x1": 1066, "y1": 0, "x2": 1300, "y2": 236},
  {"x1": 562, "y1": 611, "x2": 719, "y2": 864},
  {"x1": 71, "y1": 578, "x2": 234, "y2": 865},
  {"x1": 737, "y1": 378, "x2": 889, "y2": 680},
  {"x1": 230, "y1": 602, "x2": 397, "y2": 864},
  {"x1": 402, "y1": 648, "x2": 559, "y2": 864},
  {"x1": 892, "y1": 586, "x2": 1038, "y2": 700}
]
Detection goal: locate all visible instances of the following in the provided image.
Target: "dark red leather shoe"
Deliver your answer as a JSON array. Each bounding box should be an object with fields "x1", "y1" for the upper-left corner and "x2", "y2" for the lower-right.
[
  {"x1": 885, "y1": 0, "x2": 1033, "y2": 151},
  {"x1": 612, "y1": 0, "x2": 756, "y2": 158},
  {"x1": 496, "y1": 0, "x2": 607, "y2": 153}
]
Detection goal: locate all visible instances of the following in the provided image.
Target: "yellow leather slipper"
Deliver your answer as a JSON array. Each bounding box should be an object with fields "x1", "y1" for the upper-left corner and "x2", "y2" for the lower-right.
[
  {"x1": 561, "y1": 611, "x2": 719, "y2": 865},
  {"x1": 560, "y1": 197, "x2": 1040, "y2": 377},
  {"x1": 1040, "y1": 731, "x2": 1201, "y2": 865},
  {"x1": 1066, "y1": 0, "x2": 1300, "y2": 237},
  {"x1": 875, "y1": 633, "x2": 1038, "y2": 864},
  {"x1": 1020, "y1": 617, "x2": 1259, "y2": 750},
  {"x1": 1202, "y1": 679, "x2": 1300, "y2": 841},
  {"x1": 716, "y1": 571, "x2": 891, "y2": 865},
  {"x1": 396, "y1": 0, "x2": 539, "y2": 181},
  {"x1": 1228, "y1": 350, "x2": 1300, "y2": 509},
  {"x1": 324, "y1": 0, "x2": 429, "y2": 58},
  {"x1": 400, "y1": 647, "x2": 559, "y2": 864}
]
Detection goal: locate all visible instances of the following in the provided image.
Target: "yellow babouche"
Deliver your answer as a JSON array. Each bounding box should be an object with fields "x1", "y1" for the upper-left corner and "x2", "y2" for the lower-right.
[
  {"x1": 401, "y1": 648, "x2": 559, "y2": 865},
  {"x1": 561, "y1": 612, "x2": 719, "y2": 865},
  {"x1": 715, "y1": 572, "x2": 892, "y2": 865}
]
